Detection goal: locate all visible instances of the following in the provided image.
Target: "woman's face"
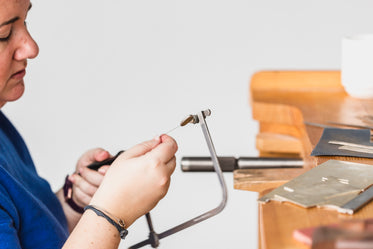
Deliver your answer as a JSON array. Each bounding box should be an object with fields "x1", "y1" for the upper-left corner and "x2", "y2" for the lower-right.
[{"x1": 0, "y1": 0, "x2": 38, "y2": 108}]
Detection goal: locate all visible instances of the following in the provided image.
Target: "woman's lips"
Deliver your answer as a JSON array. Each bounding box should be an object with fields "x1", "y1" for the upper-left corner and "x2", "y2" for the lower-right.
[{"x1": 11, "y1": 69, "x2": 26, "y2": 80}]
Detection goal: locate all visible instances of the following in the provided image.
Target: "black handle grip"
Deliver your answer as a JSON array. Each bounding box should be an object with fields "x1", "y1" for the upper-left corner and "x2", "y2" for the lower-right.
[{"x1": 87, "y1": 150, "x2": 124, "y2": 171}]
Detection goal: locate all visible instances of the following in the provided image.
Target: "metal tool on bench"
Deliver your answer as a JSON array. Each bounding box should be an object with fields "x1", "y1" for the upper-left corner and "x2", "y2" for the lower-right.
[
  {"x1": 129, "y1": 109, "x2": 228, "y2": 249},
  {"x1": 181, "y1": 156, "x2": 303, "y2": 172}
]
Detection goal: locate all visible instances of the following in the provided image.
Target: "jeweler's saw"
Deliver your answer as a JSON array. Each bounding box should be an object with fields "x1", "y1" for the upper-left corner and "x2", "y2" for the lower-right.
[{"x1": 129, "y1": 109, "x2": 228, "y2": 249}]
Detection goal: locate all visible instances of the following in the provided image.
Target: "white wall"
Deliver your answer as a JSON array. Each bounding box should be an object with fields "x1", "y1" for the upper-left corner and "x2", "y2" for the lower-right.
[{"x1": 4, "y1": 0, "x2": 373, "y2": 248}]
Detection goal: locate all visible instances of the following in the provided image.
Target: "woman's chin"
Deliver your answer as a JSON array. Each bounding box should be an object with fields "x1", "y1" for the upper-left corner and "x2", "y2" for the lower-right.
[{"x1": 6, "y1": 81, "x2": 25, "y2": 103}]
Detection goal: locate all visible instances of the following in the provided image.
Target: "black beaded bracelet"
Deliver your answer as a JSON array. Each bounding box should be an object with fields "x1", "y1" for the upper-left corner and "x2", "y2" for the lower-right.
[
  {"x1": 63, "y1": 175, "x2": 84, "y2": 214},
  {"x1": 84, "y1": 205, "x2": 128, "y2": 239}
]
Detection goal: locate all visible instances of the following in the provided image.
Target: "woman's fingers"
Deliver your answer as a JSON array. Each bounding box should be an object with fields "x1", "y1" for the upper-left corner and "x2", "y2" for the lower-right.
[
  {"x1": 71, "y1": 174, "x2": 98, "y2": 197},
  {"x1": 72, "y1": 184, "x2": 93, "y2": 207},
  {"x1": 121, "y1": 136, "x2": 161, "y2": 160},
  {"x1": 145, "y1": 135, "x2": 178, "y2": 163},
  {"x1": 97, "y1": 165, "x2": 110, "y2": 175},
  {"x1": 76, "y1": 148, "x2": 111, "y2": 170},
  {"x1": 115, "y1": 135, "x2": 177, "y2": 164},
  {"x1": 78, "y1": 167, "x2": 105, "y2": 186},
  {"x1": 166, "y1": 156, "x2": 177, "y2": 175},
  {"x1": 88, "y1": 135, "x2": 178, "y2": 227}
]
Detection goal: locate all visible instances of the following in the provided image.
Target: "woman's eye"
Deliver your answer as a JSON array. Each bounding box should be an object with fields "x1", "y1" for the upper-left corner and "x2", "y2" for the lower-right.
[{"x1": 0, "y1": 30, "x2": 12, "y2": 42}]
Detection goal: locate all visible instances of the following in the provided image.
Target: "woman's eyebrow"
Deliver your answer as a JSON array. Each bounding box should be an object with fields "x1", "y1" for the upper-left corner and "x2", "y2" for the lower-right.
[
  {"x1": 0, "y1": 17, "x2": 20, "y2": 28},
  {"x1": 0, "y1": 3, "x2": 32, "y2": 28}
]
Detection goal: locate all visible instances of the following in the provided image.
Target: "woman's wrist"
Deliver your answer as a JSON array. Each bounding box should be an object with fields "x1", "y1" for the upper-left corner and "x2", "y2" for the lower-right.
[
  {"x1": 89, "y1": 188, "x2": 136, "y2": 229},
  {"x1": 63, "y1": 209, "x2": 121, "y2": 249},
  {"x1": 56, "y1": 189, "x2": 82, "y2": 233},
  {"x1": 84, "y1": 205, "x2": 128, "y2": 239}
]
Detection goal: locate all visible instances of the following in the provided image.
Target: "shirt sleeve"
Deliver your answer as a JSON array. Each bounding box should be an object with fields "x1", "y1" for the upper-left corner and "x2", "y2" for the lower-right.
[
  {"x1": 0, "y1": 165, "x2": 22, "y2": 248},
  {"x1": 0, "y1": 206, "x2": 22, "y2": 249}
]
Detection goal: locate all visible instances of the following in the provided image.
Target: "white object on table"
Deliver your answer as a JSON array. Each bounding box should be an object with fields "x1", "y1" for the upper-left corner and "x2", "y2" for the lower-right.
[{"x1": 341, "y1": 34, "x2": 373, "y2": 98}]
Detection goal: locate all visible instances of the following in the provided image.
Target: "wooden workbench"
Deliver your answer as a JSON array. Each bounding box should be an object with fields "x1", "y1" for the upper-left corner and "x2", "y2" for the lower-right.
[{"x1": 234, "y1": 71, "x2": 373, "y2": 249}]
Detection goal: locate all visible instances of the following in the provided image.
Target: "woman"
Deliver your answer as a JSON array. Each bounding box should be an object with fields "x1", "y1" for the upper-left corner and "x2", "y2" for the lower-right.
[{"x1": 0, "y1": 0, "x2": 178, "y2": 248}]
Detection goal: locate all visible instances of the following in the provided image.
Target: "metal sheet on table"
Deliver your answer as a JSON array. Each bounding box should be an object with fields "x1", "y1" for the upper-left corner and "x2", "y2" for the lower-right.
[{"x1": 259, "y1": 160, "x2": 373, "y2": 213}]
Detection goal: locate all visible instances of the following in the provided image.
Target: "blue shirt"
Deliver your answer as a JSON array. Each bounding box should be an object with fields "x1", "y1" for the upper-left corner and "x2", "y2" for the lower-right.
[{"x1": 0, "y1": 111, "x2": 68, "y2": 248}]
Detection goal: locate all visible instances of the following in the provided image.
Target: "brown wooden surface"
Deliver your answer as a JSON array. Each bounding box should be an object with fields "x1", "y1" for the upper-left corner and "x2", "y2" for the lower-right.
[{"x1": 234, "y1": 71, "x2": 373, "y2": 249}]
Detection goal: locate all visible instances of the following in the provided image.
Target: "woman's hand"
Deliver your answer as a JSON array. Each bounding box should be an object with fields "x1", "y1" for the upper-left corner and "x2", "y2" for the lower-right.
[
  {"x1": 90, "y1": 134, "x2": 178, "y2": 227},
  {"x1": 69, "y1": 148, "x2": 112, "y2": 207},
  {"x1": 57, "y1": 148, "x2": 113, "y2": 232},
  {"x1": 63, "y1": 135, "x2": 178, "y2": 248}
]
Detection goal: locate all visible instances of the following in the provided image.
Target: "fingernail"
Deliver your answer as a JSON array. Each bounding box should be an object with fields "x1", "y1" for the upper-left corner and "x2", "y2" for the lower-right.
[
  {"x1": 98, "y1": 167, "x2": 107, "y2": 174},
  {"x1": 99, "y1": 150, "x2": 108, "y2": 157},
  {"x1": 160, "y1": 134, "x2": 168, "y2": 142},
  {"x1": 69, "y1": 175, "x2": 75, "y2": 183}
]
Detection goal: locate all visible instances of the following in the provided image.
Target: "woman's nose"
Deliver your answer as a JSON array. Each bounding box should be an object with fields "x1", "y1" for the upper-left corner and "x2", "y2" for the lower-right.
[{"x1": 13, "y1": 30, "x2": 39, "y2": 61}]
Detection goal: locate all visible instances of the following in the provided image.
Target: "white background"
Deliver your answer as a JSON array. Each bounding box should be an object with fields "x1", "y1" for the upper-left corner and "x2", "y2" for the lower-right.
[{"x1": 3, "y1": 0, "x2": 373, "y2": 248}]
